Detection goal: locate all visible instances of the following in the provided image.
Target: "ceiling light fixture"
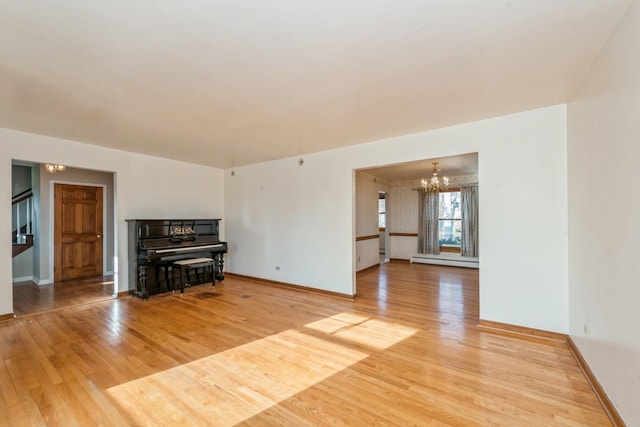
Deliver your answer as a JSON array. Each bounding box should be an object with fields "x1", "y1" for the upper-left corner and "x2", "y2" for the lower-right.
[
  {"x1": 421, "y1": 162, "x2": 449, "y2": 192},
  {"x1": 44, "y1": 163, "x2": 66, "y2": 173}
]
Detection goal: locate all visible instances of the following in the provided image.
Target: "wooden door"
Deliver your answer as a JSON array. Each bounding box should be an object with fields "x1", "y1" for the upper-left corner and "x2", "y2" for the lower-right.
[{"x1": 54, "y1": 184, "x2": 103, "y2": 282}]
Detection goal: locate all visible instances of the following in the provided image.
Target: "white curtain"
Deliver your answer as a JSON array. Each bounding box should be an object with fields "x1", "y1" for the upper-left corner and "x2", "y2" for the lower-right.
[
  {"x1": 418, "y1": 189, "x2": 440, "y2": 254},
  {"x1": 461, "y1": 185, "x2": 479, "y2": 258}
]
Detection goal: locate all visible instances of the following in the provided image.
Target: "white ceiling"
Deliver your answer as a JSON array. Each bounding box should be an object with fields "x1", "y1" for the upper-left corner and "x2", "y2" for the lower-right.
[
  {"x1": 0, "y1": 1, "x2": 631, "y2": 169},
  {"x1": 361, "y1": 152, "x2": 478, "y2": 182}
]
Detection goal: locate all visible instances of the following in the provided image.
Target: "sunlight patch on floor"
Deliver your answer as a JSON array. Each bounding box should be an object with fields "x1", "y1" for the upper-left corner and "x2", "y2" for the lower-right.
[
  {"x1": 106, "y1": 329, "x2": 368, "y2": 425},
  {"x1": 304, "y1": 312, "x2": 417, "y2": 350}
]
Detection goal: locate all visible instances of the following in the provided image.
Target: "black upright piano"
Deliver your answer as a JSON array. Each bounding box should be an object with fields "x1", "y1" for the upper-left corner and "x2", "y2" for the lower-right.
[{"x1": 126, "y1": 219, "x2": 228, "y2": 299}]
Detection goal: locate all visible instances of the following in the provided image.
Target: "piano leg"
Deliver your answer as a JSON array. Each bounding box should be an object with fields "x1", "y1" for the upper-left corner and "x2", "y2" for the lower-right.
[
  {"x1": 136, "y1": 265, "x2": 150, "y2": 300},
  {"x1": 215, "y1": 253, "x2": 225, "y2": 281},
  {"x1": 164, "y1": 265, "x2": 171, "y2": 292}
]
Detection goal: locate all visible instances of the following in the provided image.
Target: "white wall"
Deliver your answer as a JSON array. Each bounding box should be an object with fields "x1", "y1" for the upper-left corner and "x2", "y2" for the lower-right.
[
  {"x1": 11, "y1": 165, "x2": 31, "y2": 195},
  {"x1": 389, "y1": 185, "x2": 419, "y2": 234},
  {"x1": 567, "y1": 0, "x2": 640, "y2": 424},
  {"x1": 12, "y1": 248, "x2": 33, "y2": 281},
  {"x1": 1, "y1": 127, "x2": 224, "y2": 316},
  {"x1": 390, "y1": 236, "x2": 417, "y2": 261},
  {"x1": 223, "y1": 154, "x2": 355, "y2": 295},
  {"x1": 388, "y1": 185, "x2": 419, "y2": 260},
  {"x1": 226, "y1": 105, "x2": 568, "y2": 332},
  {"x1": 355, "y1": 239, "x2": 379, "y2": 272}
]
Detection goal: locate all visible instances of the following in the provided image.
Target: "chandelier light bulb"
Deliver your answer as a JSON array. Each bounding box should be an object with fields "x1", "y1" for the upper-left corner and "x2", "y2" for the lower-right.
[
  {"x1": 422, "y1": 162, "x2": 449, "y2": 192},
  {"x1": 45, "y1": 163, "x2": 66, "y2": 173}
]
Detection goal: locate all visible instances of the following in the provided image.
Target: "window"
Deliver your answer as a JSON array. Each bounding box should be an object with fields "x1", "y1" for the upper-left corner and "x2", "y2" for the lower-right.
[
  {"x1": 439, "y1": 191, "x2": 461, "y2": 247},
  {"x1": 378, "y1": 195, "x2": 386, "y2": 228}
]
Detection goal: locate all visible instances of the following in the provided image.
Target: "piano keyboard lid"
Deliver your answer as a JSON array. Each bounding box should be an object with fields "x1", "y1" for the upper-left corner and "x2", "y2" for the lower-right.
[{"x1": 141, "y1": 235, "x2": 220, "y2": 249}]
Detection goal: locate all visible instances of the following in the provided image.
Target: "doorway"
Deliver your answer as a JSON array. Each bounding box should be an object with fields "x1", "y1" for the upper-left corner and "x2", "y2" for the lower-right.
[
  {"x1": 354, "y1": 153, "x2": 479, "y2": 297},
  {"x1": 379, "y1": 191, "x2": 389, "y2": 265},
  {"x1": 54, "y1": 184, "x2": 103, "y2": 282},
  {"x1": 11, "y1": 163, "x2": 116, "y2": 316}
]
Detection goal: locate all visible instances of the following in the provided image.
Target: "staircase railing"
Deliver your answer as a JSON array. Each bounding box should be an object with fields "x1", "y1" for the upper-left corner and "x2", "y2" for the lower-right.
[{"x1": 12, "y1": 189, "x2": 34, "y2": 245}]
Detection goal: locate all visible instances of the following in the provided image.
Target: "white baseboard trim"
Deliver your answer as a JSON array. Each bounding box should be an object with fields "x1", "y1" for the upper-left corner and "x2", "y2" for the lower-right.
[
  {"x1": 14, "y1": 275, "x2": 113, "y2": 285},
  {"x1": 411, "y1": 253, "x2": 479, "y2": 269}
]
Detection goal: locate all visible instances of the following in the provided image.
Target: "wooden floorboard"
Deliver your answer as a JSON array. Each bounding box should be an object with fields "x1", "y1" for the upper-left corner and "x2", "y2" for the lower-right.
[
  {"x1": 13, "y1": 275, "x2": 115, "y2": 317},
  {"x1": 1, "y1": 262, "x2": 610, "y2": 426}
]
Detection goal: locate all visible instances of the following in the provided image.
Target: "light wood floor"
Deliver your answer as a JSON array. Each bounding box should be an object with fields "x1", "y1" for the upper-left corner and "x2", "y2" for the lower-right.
[
  {"x1": 0, "y1": 262, "x2": 610, "y2": 426},
  {"x1": 12, "y1": 276, "x2": 115, "y2": 317}
]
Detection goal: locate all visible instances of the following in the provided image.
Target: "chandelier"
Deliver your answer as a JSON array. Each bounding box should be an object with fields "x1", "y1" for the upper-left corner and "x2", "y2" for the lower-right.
[
  {"x1": 44, "y1": 163, "x2": 66, "y2": 173},
  {"x1": 421, "y1": 162, "x2": 449, "y2": 192}
]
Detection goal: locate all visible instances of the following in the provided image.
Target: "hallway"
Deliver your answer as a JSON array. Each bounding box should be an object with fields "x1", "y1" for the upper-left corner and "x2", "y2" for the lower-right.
[{"x1": 12, "y1": 275, "x2": 115, "y2": 317}]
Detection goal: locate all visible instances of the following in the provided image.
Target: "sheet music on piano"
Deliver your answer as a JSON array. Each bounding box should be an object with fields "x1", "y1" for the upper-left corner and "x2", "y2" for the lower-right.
[{"x1": 126, "y1": 219, "x2": 228, "y2": 299}]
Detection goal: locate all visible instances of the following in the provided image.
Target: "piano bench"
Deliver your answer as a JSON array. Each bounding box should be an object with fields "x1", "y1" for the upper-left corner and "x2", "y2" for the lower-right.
[{"x1": 172, "y1": 257, "x2": 215, "y2": 295}]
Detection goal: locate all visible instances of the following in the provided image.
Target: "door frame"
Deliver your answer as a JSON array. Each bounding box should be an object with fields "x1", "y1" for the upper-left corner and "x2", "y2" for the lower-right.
[
  {"x1": 379, "y1": 191, "x2": 390, "y2": 265},
  {"x1": 49, "y1": 180, "x2": 108, "y2": 282}
]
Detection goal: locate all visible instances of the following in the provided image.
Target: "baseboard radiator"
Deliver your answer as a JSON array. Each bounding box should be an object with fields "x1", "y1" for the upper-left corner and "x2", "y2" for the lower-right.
[{"x1": 411, "y1": 253, "x2": 479, "y2": 269}]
